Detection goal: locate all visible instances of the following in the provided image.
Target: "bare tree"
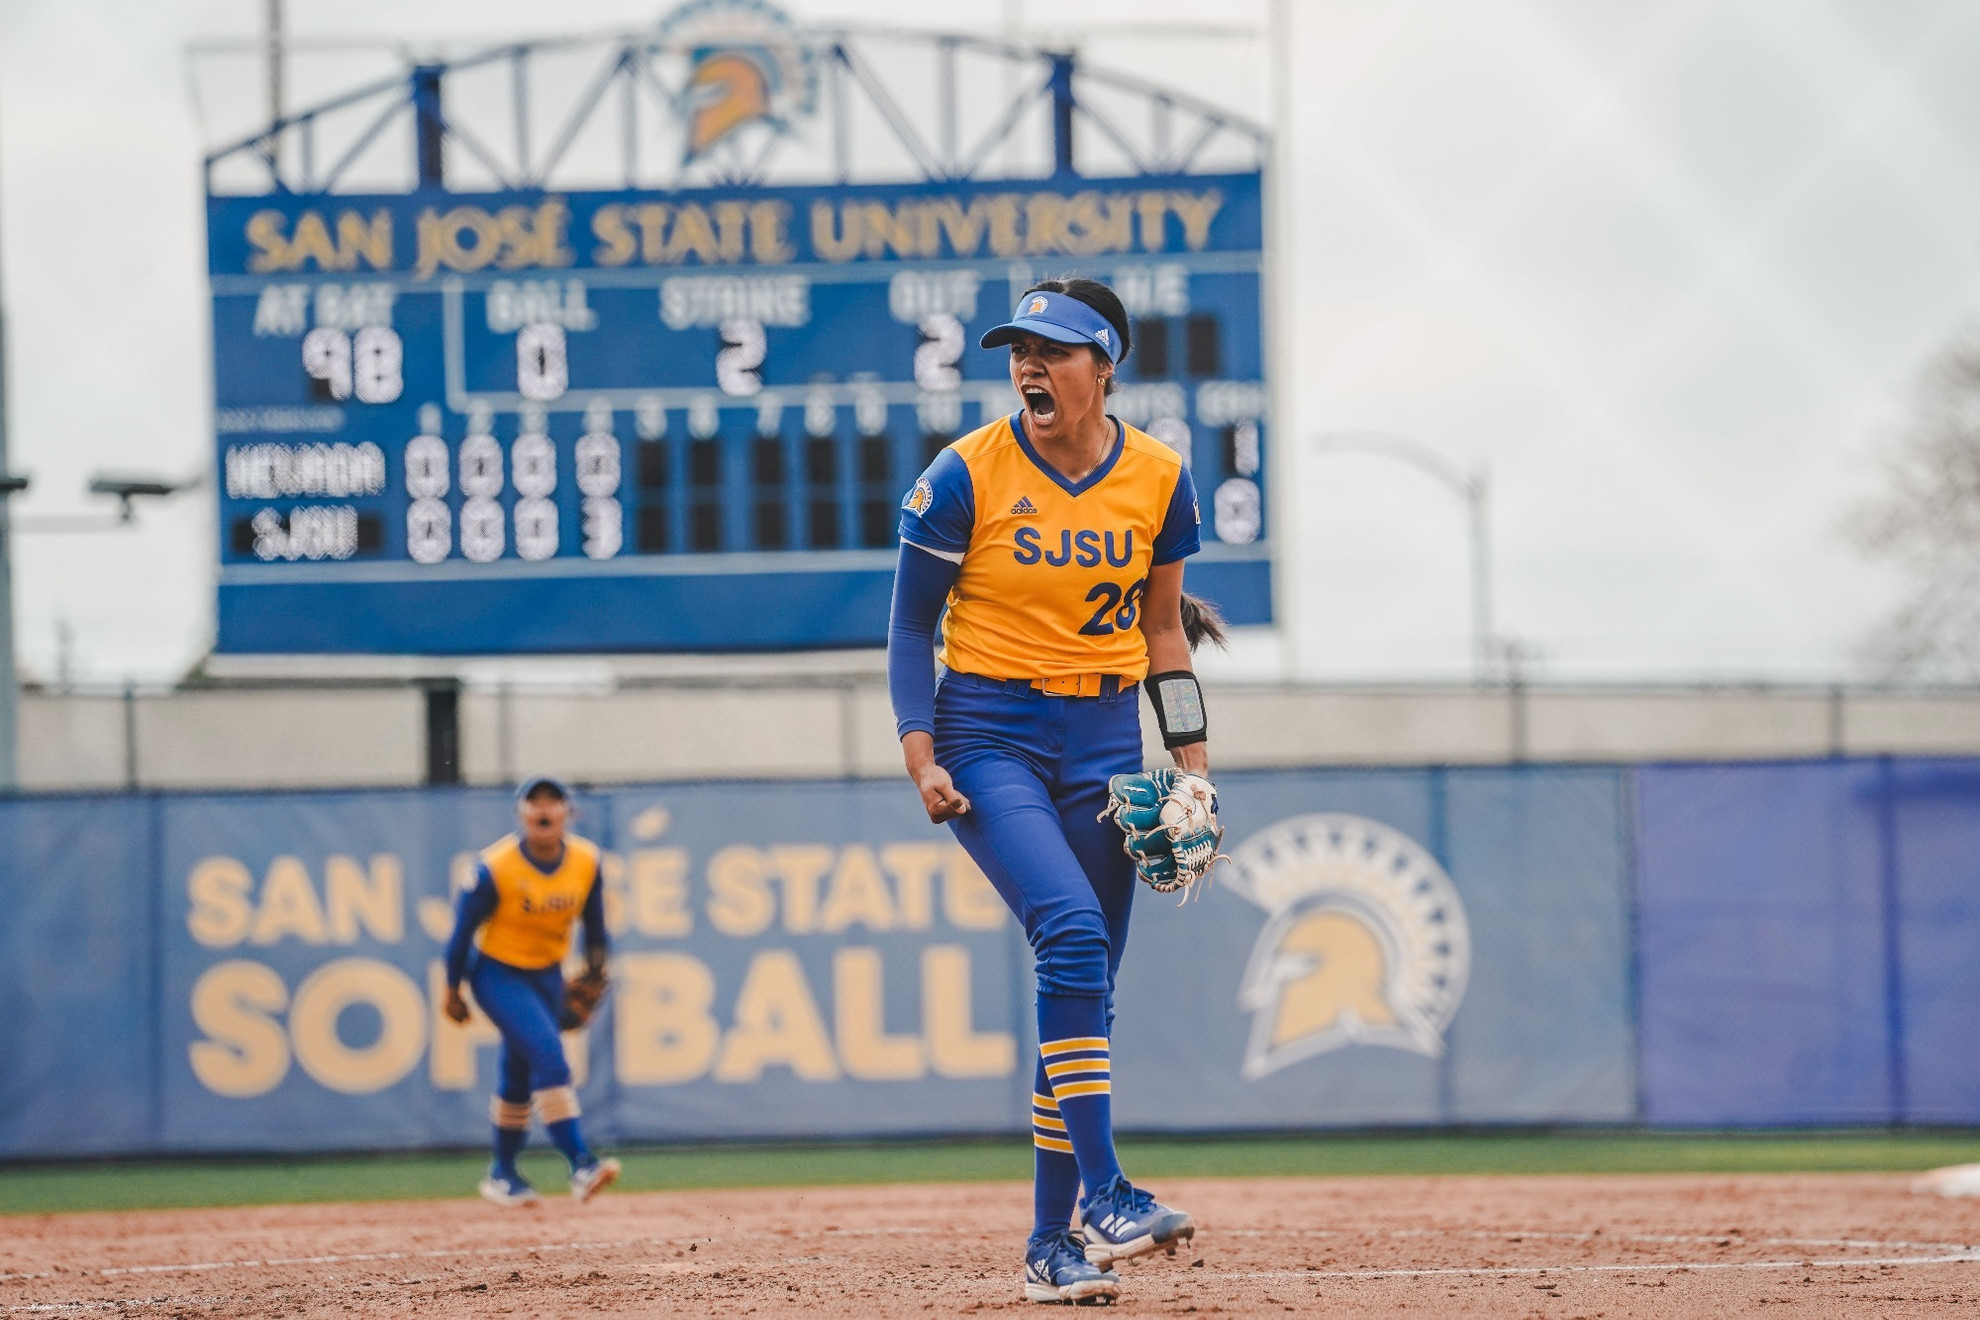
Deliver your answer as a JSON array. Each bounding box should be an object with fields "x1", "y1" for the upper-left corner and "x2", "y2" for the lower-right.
[{"x1": 1853, "y1": 330, "x2": 1980, "y2": 680}]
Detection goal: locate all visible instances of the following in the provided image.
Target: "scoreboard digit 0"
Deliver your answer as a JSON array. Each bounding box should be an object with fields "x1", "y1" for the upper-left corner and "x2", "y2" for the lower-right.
[{"x1": 209, "y1": 174, "x2": 1272, "y2": 654}]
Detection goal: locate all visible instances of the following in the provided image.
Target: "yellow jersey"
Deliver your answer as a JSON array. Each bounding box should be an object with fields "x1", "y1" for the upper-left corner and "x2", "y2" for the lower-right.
[
  {"x1": 898, "y1": 412, "x2": 1200, "y2": 682},
  {"x1": 473, "y1": 833, "x2": 603, "y2": 970}
]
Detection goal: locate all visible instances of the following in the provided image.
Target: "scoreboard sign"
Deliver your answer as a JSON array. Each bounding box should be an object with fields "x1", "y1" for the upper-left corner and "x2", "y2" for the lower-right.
[{"x1": 209, "y1": 173, "x2": 1271, "y2": 653}]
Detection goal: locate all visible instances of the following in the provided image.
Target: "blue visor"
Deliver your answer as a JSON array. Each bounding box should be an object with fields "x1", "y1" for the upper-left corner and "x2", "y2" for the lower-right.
[
  {"x1": 979, "y1": 290, "x2": 1123, "y2": 363},
  {"x1": 516, "y1": 775, "x2": 571, "y2": 804}
]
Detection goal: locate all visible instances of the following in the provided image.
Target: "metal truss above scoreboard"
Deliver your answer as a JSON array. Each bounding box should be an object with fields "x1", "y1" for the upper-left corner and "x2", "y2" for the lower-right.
[{"x1": 207, "y1": 0, "x2": 1273, "y2": 655}]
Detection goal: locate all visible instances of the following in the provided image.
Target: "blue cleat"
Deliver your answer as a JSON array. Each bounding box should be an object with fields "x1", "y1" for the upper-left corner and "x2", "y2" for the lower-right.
[
  {"x1": 569, "y1": 1156, "x2": 621, "y2": 1203},
  {"x1": 478, "y1": 1166, "x2": 538, "y2": 1208},
  {"x1": 1075, "y1": 1176, "x2": 1194, "y2": 1269},
  {"x1": 1023, "y1": 1227, "x2": 1120, "y2": 1305}
]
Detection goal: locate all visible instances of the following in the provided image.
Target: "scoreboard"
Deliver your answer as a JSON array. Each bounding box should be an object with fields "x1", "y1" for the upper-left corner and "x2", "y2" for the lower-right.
[{"x1": 209, "y1": 172, "x2": 1272, "y2": 654}]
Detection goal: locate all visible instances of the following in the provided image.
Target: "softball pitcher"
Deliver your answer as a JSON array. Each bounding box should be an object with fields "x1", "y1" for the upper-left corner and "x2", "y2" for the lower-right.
[
  {"x1": 888, "y1": 277, "x2": 1226, "y2": 1305},
  {"x1": 443, "y1": 776, "x2": 620, "y2": 1207}
]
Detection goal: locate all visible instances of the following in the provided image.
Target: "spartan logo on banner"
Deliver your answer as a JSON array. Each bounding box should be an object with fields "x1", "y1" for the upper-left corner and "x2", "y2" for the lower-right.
[
  {"x1": 661, "y1": 0, "x2": 818, "y2": 162},
  {"x1": 1224, "y1": 815, "x2": 1469, "y2": 1079}
]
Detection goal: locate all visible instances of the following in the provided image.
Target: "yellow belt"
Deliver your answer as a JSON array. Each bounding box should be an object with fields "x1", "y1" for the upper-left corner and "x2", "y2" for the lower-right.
[{"x1": 1029, "y1": 674, "x2": 1125, "y2": 698}]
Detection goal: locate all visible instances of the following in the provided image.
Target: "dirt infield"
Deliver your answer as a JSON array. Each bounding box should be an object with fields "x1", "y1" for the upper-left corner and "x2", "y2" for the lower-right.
[{"x1": 5, "y1": 1173, "x2": 1979, "y2": 1316}]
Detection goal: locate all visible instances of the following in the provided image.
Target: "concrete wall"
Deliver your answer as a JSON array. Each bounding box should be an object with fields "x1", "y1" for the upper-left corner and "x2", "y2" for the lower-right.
[
  {"x1": 19, "y1": 680, "x2": 1980, "y2": 792},
  {"x1": 1522, "y1": 690, "x2": 1835, "y2": 762},
  {"x1": 19, "y1": 687, "x2": 424, "y2": 791},
  {"x1": 18, "y1": 693, "x2": 130, "y2": 791}
]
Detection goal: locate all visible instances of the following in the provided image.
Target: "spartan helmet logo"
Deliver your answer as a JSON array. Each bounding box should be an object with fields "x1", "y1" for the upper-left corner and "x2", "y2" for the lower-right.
[
  {"x1": 661, "y1": 0, "x2": 818, "y2": 164},
  {"x1": 1225, "y1": 814, "x2": 1469, "y2": 1079},
  {"x1": 1027, "y1": 296, "x2": 1049, "y2": 315},
  {"x1": 685, "y1": 51, "x2": 775, "y2": 158}
]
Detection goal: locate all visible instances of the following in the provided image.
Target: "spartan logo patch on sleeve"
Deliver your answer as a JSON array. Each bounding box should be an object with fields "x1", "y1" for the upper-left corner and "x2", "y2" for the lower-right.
[
  {"x1": 1221, "y1": 814, "x2": 1470, "y2": 1079},
  {"x1": 902, "y1": 477, "x2": 934, "y2": 516}
]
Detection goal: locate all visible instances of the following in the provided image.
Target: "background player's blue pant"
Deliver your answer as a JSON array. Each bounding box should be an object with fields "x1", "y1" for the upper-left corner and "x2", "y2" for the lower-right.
[
  {"x1": 470, "y1": 956, "x2": 572, "y2": 1099},
  {"x1": 468, "y1": 955, "x2": 592, "y2": 1172},
  {"x1": 934, "y1": 672, "x2": 1144, "y2": 1233}
]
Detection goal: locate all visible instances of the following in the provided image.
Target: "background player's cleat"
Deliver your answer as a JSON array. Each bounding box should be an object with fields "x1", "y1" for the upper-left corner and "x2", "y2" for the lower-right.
[
  {"x1": 1022, "y1": 1227, "x2": 1121, "y2": 1305},
  {"x1": 1075, "y1": 1176, "x2": 1194, "y2": 1269},
  {"x1": 569, "y1": 1156, "x2": 621, "y2": 1203},
  {"x1": 478, "y1": 1167, "x2": 537, "y2": 1207}
]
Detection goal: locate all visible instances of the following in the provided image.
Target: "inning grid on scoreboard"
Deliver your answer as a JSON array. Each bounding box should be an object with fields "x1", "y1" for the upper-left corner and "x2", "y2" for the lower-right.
[{"x1": 208, "y1": 175, "x2": 1272, "y2": 654}]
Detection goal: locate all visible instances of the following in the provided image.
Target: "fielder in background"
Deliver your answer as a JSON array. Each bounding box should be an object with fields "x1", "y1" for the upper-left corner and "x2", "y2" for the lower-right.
[
  {"x1": 443, "y1": 776, "x2": 620, "y2": 1207},
  {"x1": 888, "y1": 276, "x2": 1227, "y2": 1306}
]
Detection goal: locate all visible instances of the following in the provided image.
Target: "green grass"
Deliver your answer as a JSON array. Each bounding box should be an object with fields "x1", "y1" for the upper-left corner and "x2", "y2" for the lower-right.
[{"x1": 3, "y1": 1130, "x2": 1975, "y2": 1217}]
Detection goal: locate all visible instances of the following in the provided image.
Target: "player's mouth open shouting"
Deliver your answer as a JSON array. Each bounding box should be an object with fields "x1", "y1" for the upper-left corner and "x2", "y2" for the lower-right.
[{"x1": 1013, "y1": 337, "x2": 1094, "y2": 439}]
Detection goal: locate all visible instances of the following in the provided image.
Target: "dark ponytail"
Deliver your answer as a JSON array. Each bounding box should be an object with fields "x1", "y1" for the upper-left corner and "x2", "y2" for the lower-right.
[
  {"x1": 1021, "y1": 275, "x2": 1131, "y2": 392},
  {"x1": 1180, "y1": 592, "x2": 1228, "y2": 651}
]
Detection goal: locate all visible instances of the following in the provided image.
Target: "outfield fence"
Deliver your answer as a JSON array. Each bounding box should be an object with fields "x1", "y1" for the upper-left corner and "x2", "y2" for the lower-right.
[{"x1": 2, "y1": 757, "x2": 1976, "y2": 1159}]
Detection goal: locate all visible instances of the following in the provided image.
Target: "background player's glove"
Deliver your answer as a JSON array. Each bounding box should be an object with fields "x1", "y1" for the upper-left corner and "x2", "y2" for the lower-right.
[
  {"x1": 559, "y1": 969, "x2": 609, "y2": 1030},
  {"x1": 1100, "y1": 768, "x2": 1225, "y2": 893}
]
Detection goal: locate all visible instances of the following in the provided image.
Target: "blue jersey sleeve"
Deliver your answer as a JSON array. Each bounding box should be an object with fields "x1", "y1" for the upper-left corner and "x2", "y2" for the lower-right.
[
  {"x1": 887, "y1": 542, "x2": 963, "y2": 739},
  {"x1": 897, "y1": 446, "x2": 975, "y2": 560},
  {"x1": 444, "y1": 863, "x2": 498, "y2": 988},
  {"x1": 1152, "y1": 462, "x2": 1203, "y2": 565}
]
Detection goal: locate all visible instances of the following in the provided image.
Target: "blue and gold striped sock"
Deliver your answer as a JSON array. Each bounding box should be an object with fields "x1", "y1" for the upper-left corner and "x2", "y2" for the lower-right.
[
  {"x1": 1031, "y1": 1051, "x2": 1082, "y2": 1235},
  {"x1": 535, "y1": 1085, "x2": 592, "y2": 1171},
  {"x1": 489, "y1": 1096, "x2": 530, "y2": 1174},
  {"x1": 1032, "y1": 1086, "x2": 1073, "y2": 1156},
  {"x1": 1039, "y1": 1028, "x2": 1123, "y2": 1197}
]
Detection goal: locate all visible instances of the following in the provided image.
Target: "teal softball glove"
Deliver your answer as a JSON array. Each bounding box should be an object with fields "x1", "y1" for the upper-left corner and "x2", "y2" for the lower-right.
[{"x1": 1100, "y1": 768, "x2": 1225, "y2": 894}]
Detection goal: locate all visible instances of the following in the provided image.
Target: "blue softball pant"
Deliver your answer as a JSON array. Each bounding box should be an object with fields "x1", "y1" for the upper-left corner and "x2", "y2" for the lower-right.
[
  {"x1": 933, "y1": 671, "x2": 1145, "y2": 1007},
  {"x1": 468, "y1": 955, "x2": 571, "y2": 1103}
]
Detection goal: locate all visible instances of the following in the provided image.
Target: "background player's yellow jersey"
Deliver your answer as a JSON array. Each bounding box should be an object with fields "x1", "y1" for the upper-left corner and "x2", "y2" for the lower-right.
[
  {"x1": 899, "y1": 413, "x2": 1200, "y2": 682},
  {"x1": 474, "y1": 834, "x2": 603, "y2": 970}
]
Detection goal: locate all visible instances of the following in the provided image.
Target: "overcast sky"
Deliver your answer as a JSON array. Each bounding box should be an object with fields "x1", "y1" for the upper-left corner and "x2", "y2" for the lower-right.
[{"x1": 1, "y1": 0, "x2": 1975, "y2": 686}]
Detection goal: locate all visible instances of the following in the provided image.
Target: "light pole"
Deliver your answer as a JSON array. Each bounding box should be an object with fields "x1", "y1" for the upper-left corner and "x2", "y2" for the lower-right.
[
  {"x1": 0, "y1": 474, "x2": 199, "y2": 762},
  {"x1": 10, "y1": 475, "x2": 197, "y2": 534},
  {"x1": 1266, "y1": 0, "x2": 1296, "y2": 682},
  {"x1": 267, "y1": 0, "x2": 284, "y2": 128},
  {"x1": 1310, "y1": 430, "x2": 1496, "y2": 683},
  {"x1": 0, "y1": 93, "x2": 17, "y2": 791}
]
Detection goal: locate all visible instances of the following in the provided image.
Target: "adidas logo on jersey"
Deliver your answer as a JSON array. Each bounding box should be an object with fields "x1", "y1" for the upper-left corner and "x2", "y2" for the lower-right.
[{"x1": 1010, "y1": 496, "x2": 1039, "y2": 516}]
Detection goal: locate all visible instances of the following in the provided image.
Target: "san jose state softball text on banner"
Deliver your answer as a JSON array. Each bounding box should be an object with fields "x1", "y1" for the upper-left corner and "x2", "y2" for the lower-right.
[
  {"x1": 3, "y1": 765, "x2": 1765, "y2": 1158},
  {"x1": 163, "y1": 783, "x2": 1021, "y2": 1150}
]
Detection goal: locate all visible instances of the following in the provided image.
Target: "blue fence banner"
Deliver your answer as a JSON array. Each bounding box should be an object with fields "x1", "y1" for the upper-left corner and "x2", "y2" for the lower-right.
[
  {"x1": 0, "y1": 795, "x2": 157, "y2": 1157},
  {"x1": 3, "y1": 757, "x2": 1978, "y2": 1158},
  {"x1": 1884, "y1": 761, "x2": 1980, "y2": 1123},
  {"x1": 1113, "y1": 768, "x2": 1634, "y2": 1129},
  {"x1": 1639, "y1": 759, "x2": 1894, "y2": 1126},
  {"x1": 1635, "y1": 758, "x2": 1980, "y2": 1126}
]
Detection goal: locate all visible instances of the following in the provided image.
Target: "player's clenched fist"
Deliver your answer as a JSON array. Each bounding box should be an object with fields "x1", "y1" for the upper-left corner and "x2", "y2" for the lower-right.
[
  {"x1": 443, "y1": 986, "x2": 471, "y2": 1024},
  {"x1": 902, "y1": 732, "x2": 970, "y2": 822}
]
